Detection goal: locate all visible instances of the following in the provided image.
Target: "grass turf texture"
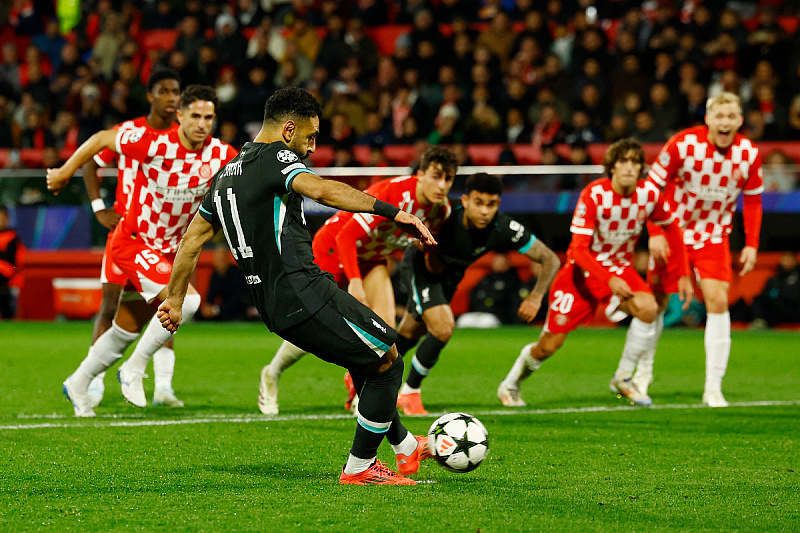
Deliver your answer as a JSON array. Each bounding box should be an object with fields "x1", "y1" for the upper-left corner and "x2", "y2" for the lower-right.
[{"x1": 1, "y1": 321, "x2": 798, "y2": 532}]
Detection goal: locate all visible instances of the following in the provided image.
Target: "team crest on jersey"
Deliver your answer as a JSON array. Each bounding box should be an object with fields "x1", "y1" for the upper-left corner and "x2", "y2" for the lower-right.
[
  {"x1": 156, "y1": 262, "x2": 171, "y2": 275},
  {"x1": 199, "y1": 163, "x2": 212, "y2": 178},
  {"x1": 277, "y1": 149, "x2": 298, "y2": 163},
  {"x1": 659, "y1": 152, "x2": 670, "y2": 167},
  {"x1": 555, "y1": 314, "x2": 568, "y2": 326}
]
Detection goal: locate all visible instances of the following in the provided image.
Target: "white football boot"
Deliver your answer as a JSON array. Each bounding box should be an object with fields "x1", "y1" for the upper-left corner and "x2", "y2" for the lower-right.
[
  {"x1": 117, "y1": 364, "x2": 147, "y2": 408},
  {"x1": 258, "y1": 365, "x2": 279, "y2": 415}
]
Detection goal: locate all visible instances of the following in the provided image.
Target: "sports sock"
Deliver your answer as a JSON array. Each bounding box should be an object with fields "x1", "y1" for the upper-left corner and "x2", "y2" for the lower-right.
[
  {"x1": 394, "y1": 334, "x2": 417, "y2": 357},
  {"x1": 633, "y1": 312, "x2": 664, "y2": 393},
  {"x1": 617, "y1": 317, "x2": 658, "y2": 376},
  {"x1": 343, "y1": 454, "x2": 376, "y2": 475},
  {"x1": 406, "y1": 335, "x2": 445, "y2": 388},
  {"x1": 126, "y1": 294, "x2": 200, "y2": 375},
  {"x1": 350, "y1": 357, "x2": 404, "y2": 459},
  {"x1": 268, "y1": 341, "x2": 307, "y2": 376},
  {"x1": 153, "y1": 346, "x2": 176, "y2": 391},
  {"x1": 399, "y1": 383, "x2": 420, "y2": 395},
  {"x1": 704, "y1": 312, "x2": 731, "y2": 393},
  {"x1": 72, "y1": 322, "x2": 139, "y2": 389},
  {"x1": 503, "y1": 343, "x2": 541, "y2": 388},
  {"x1": 391, "y1": 431, "x2": 418, "y2": 457}
]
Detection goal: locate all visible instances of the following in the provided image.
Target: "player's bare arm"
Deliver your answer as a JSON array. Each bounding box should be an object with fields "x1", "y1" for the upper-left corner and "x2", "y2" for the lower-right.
[
  {"x1": 47, "y1": 129, "x2": 118, "y2": 193},
  {"x1": 157, "y1": 213, "x2": 220, "y2": 333},
  {"x1": 82, "y1": 158, "x2": 121, "y2": 230},
  {"x1": 518, "y1": 241, "x2": 561, "y2": 323},
  {"x1": 648, "y1": 234, "x2": 669, "y2": 264},
  {"x1": 291, "y1": 172, "x2": 437, "y2": 246}
]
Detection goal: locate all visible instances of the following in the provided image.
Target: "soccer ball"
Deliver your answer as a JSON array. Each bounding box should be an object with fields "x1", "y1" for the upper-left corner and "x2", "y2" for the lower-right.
[{"x1": 427, "y1": 412, "x2": 489, "y2": 473}]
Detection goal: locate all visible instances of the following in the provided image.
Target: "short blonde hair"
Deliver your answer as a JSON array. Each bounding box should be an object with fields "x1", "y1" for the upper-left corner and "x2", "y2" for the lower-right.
[{"x1": 706, "y1": 91, "x2": 742, "y2": 113}]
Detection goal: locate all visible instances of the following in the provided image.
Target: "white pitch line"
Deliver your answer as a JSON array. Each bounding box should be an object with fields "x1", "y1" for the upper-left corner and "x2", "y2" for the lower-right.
[{"x1": 1, "y1": 400, "x2": 799, "y2": 431}]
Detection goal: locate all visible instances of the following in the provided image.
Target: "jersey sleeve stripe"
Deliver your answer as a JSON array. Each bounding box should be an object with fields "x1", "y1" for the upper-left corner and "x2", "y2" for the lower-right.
[
  {"x1": 517, "y1": 235, "x2": 537, "y2": 254},
  {"x1": 648, "y1": 165, "x2": 667, "y2": 185},
  {"x1": 353, "y1": 213, "x2": 372, "y2": 233},
  {"x1": 570, "y1": 227, "x2": 594, "y2": 235},
  {"x1": 284, "y1": 168, "x2": 318, "y2": 190},
  {"x1": 198, "y1": 205, "x2": 212, "y2": 215},
  {"x1": 273, "y1": 196, "x2": 287, "y2": 253},
  {"x1": 743, "y1": 186, "x2": 764, "y2": 195}
]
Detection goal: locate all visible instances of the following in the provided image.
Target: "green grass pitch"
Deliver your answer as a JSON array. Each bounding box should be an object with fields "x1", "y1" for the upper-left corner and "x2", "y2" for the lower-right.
[{"x1": 1, "y1": 321, "x2": 798, "y2": 532}]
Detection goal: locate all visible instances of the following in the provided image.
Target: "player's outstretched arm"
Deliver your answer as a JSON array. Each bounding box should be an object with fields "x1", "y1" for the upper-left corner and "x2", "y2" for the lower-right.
[
  {"x1": 157, "y1": 213, "x2": 219, "y2": 333},
  {"x1": 518, "y1": 240, "x2": 561, "y2": 323},
  {"x1": 47, "y1": 130, "x2": 117, "y2": 194},
  {"x1": 83, "y1": 158, "x2": 121, "y2": 230},
  {"x1": 291, "y1": 172, "x2": 437, "y2": 245}
]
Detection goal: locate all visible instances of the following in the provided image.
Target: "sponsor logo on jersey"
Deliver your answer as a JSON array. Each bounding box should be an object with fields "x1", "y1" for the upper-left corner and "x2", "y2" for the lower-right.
[
  {"x1": 371, "y1": 318, "x2": 387, "y2": 334},
  {"x1": 220, "y1": 160, "x2": 242, "y2": 178},
  {"x1": 277, "y1": 149, "x2": 298, "y2": 163},
  {"x1": 245, "y1": 275, "x2": 262, "y2": 285}
]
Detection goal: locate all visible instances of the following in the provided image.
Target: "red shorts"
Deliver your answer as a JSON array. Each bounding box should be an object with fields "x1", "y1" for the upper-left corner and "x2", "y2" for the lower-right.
[
  {"x1": 544, "y1": 262, "x2": 651, "y2": 334},
  {"x1": 109, "y1": 229, "x2": 176, "y2": 303},
  {"x1": 100, "y1": 226, "x2": 127, "y2": 285},
  {"x1": 648, "y1": 238, "x2": 731, "y2": 294},
  {"x1": 312, "y1": 238, "x2": 385, "y2": 289}
]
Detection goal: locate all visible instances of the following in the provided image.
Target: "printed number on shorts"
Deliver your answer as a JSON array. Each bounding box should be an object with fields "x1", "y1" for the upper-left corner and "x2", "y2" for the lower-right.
[
  {"x1": 214, "y1": 188, "x2": 253, "y2": 260},
  {"x1": 134, "y1": 249, "x2": 160, "y2": 270},
  {"x1": 549, "y1": 290, "x2": 574, "y2": 314}
]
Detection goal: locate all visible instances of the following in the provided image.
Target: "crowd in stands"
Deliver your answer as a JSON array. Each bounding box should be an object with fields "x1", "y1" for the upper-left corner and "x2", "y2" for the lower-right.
[{"x1": 2, "y1": 0, "x2": 800, "y2": 192}]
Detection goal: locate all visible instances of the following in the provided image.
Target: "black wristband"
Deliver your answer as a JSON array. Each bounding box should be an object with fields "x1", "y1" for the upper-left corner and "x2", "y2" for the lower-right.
[{"x1": 373, "y1": 199, "x2": 401, "y2": 220}]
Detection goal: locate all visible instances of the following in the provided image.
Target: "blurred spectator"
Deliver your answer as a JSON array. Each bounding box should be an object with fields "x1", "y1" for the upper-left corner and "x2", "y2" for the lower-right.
[
  {"x1": 748, "y1": 83, "x2": 787, "y2": 138},
  {"x1": 357, "y1": 111, "x2": 391, "y2": 146},
  {"x1": 632, "y1": 110, "x2": 664, "y2": 143},
  {"x1": 709, "y1": 69, "x2": 751, "y2": 103},
  {"x1": 536, "y1": 142, "x2": 566, "y2": 191},
  {"x1": 331, "y1": 141, "x2": 361, "y2": 168},
  {"x1": 32, "y1": 18, "x2": 66, "y2": 70},
  {"x1": 215, "y1": 66, "x2": 239, "y2": 123},
  {"x1": 195, "y1": 44, "x2": 220, "y2": 86},
  {"x1": 564, "y1": 109, "x2": 601, "y2": 145},
  {"x1": 239, "y1": 65, "x2": 272, "y2": 137},
  {"x1": 316, "y1": 14, "x2": 350, "y2": 78},
  {"x1": 215, "y1": 12, "x2": 249, "y2": 70},
  {"x1": 0, "y1": 205, "x2": 25, "y2": 319},
  {"x1": 142, "y1": 0, "x2": 179, "y2": 30},
  {"x1": 286, "y1": 15, "x2": 321, "y2": 64},
  {"x1": 531, "y1": 104, "x2": 565, "y2": 149},
  {"x1": 762, "y1": 150, "x2": 798, "y2": 192},
  {"x1": 0, "y1": 95, "x2": 14, "y2": 147},
  {"x1": 610, "y1": 55, "x2": 647, "y2": 106},
  {"x1": 345, "y1": 17, "x2": 378, "y2": 80},
  {"x1": 463, "y1": 88, "x2": 502, "y2": 144},
  {"x1": 603, "y1": 112, "x2": 631, "y2": 143},
  {"x1": 174, "y1": 15, "x2": 205, "y2": 68},
  {"x1": 563, "y1": 139, "x2": 594, "y2": 190},
  {"x1": 787, "y1": 95, "x2": 800, "y2": 141},
  {"x1": 92, "y1": 11, "x2": 125, "y2": 80},
  {"x1": 50, "y1": 110, "x2": 79, "y2": 151},
  {"x1": 218, "y1": 120, "x2": 249, "y2": 149},
  {"x1": 505, "y1": 108, "x2": 531, "y2": 144},
  {"x1": 0, "y1": 43, "x2": 21, "y2": 99},
  {"x1": 352, "y1": 0, "x2": 389, "y2": 26},
  {"x1": 199, "y1": 247, "x2": 256, "y2": 321},
  {"x1": 247, "y1": 15, "x2": 287, "y2": 64},
  {"x1": 237, "y1": 0, "x2": 266, "y2": 29},
  {"x1": 647, "y1": 82, "x2": 680, "y2": 139},
  {"x1": 476, "y1": 12, "x2": 516, "y2": 71},
  {"x1": 514, "y1": 9, "x2": 551, "y2": 51},
  {"x1": 451, "y1": 142, "x2": 473, "y2": 167},
  {"x1": 750, "y1": 252, "x2": 800, "y2": 329},
  {"x1": 8, "y1": 0, "x2": 41, "y2": 35},
  {"x1": 19, "y1": 109, "x2": 53, "y2": 150},
  {"x1": 681, "y1": 82, "x2": 708, "y2": 127}
]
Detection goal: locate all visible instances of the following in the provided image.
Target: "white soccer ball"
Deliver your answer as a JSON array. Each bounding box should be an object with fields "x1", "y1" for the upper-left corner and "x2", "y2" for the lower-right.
[{"x1": 427, "y1": 412, "x2": 489, "y2": 473}]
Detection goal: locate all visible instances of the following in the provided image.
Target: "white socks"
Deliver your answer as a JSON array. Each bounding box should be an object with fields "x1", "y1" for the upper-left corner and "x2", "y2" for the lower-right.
[
  {"x1": 268, "y1": 341, "x2": 307, "y2": 376},
  {"x1": 615, "y1": 313, "x2": 664, "y2": 378},
  {"x1": 399, "y1": 383, "x2": 420, "y2": 395},
  {"x1": 704, "y1": 312, "x2": 731, "y2": 393},
  {"x1": 343, "y1": 454, "x2": 375, "y2": 475},
  {"x1": 153, "y1": 347, "x2": 176, "y2": 391},
  {"x1": 72, "y1": 322, "x2": 140, "y2": 389},
  {"x1": 503, "y1": 343, "x2": 541, "y2": 388},
  {"x1": 391, "y1": 431, "x2": 418, "y2": 457}
]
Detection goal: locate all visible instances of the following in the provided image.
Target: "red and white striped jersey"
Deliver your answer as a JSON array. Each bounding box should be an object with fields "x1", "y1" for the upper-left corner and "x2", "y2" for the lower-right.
[
  {"x1": 569, "y1": 178, "x2": 675, "y2": 275},
  {"x1": 115, "y1": 128, "x2": 236, "y2": 253},
  {"x1": 319, "y1": 175, "x2": 452, "y2": 263},
  {"x1": 647, "y1": 126, "x2": 763, "y2": 247},
  {"x1": 93, "y1": 117, "x2": 178, "y2": 216}
]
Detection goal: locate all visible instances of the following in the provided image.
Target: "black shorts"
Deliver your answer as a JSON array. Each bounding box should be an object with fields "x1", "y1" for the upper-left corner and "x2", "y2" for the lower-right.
[
  {"x1": 277, "y1": 289, "x2": 397, "y2": 371},
  {"x1": 402, "y1": 248, "x2": 459, "y2": 319}
]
